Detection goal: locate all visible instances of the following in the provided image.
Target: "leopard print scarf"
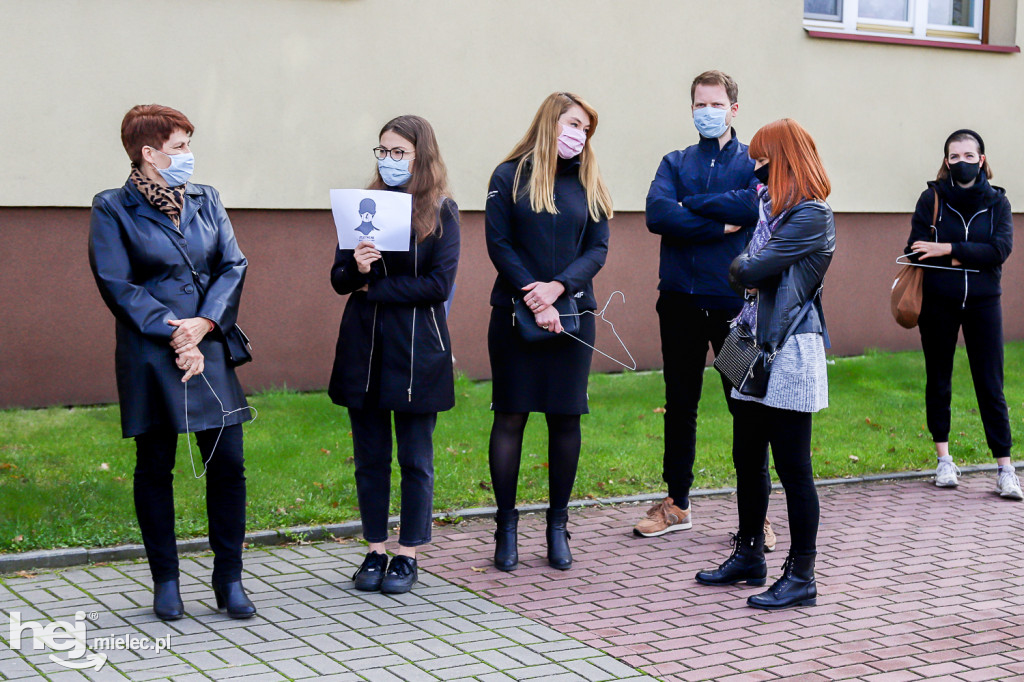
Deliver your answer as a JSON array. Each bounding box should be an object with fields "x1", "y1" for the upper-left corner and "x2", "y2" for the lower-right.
[{"x1": 130, "y1": 167, "x2": 185, "y2": 227}]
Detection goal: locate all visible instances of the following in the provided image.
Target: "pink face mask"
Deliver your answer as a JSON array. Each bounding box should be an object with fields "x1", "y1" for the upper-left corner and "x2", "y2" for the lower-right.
[{"x1": 556, "y1": 125, "x2": 587, "y2": 159}]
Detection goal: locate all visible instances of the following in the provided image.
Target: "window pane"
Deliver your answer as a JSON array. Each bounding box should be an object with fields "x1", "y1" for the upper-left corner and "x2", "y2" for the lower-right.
[
  {"x1": 805, "y1": 0, "x2": 842, "y2": 18},
  {"x1": 929, "y1": 0, "x2": 976, "y2": 26},
  {"x1": 858, "y1": 0, "x2": 909, "y2": 21}
]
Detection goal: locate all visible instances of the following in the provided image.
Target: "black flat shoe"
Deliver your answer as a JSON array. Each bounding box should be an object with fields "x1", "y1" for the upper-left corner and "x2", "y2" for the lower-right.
[
  {"x1": 546, "y1": 508, "x2": 572, "y2": 570},
  {"x1": 153, "y1": 579, "x2": 184, "y2": 621},
  {"x1": 353, "y1": 551, "x2": 389, "y2": 591},
  {"x1": 494, "y1": 509, "x2": 519, "y2": 572},
  {"x1": 747, "y1": 552, "x2": 817, "y2": 610},
  {"x1": 380, "y1": 555, "x2": 418, "y2": 594},
  {"x1": 212, "y1": 580, "x2": 257, "y2": 619},
  {"x1": 695, "y1": 533, "x2": 767, "y2": 586}
]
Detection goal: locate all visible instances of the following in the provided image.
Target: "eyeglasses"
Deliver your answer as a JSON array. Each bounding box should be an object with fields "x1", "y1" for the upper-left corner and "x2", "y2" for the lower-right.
[{"x1": 373, "y1": 146, "x2": 414, "y2": 161}]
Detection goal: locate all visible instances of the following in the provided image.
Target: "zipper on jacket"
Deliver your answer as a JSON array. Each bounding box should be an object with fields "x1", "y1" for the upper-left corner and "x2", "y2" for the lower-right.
[
  {"x1": 407, "y1": 238, "x2": 419, "y2": 402},
  {"x1": 430, "y1": 306, "x2": 445, "y2": 351},
  {"x1": 947, "y1": 205, "x2": 989, "y2": 309},
  {"x1": 365, "y1": 304, "x2": 379, "y2": 393}
]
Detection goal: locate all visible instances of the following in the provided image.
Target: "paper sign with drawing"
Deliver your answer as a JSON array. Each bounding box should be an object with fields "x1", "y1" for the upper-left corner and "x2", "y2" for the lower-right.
[{"x1": 330, "y1": 189, "x2": 412, "y2": 251}]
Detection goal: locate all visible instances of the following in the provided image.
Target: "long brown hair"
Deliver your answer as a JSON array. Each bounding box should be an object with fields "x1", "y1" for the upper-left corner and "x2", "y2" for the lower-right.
[
  {"x1": 749, "y1": 118, "x2": 831, "y2": 215},
  {"x1": 502, "y1": 92, "x2": 613, "y2": 221},
  {"x1": 368, "y1": 115, "x2": 452, "y2": 242}
]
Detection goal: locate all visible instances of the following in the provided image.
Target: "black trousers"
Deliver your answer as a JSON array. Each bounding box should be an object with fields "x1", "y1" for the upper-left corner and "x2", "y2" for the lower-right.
[
  {"x1": 919, "y1": 294, "x2": 1012, "y2": 459},
  {"x1": 348, "y1": 407, "x2": 437, "y2": 547},
  {"x1": 657, "y1": 291, "x2": 741, "y2": 502},
  {"x1": 134, "y1": 424, "x2": 246, "y2": 583},
  {"x1": 732, "y1": 401, "x2": 818, "y2": 554}
]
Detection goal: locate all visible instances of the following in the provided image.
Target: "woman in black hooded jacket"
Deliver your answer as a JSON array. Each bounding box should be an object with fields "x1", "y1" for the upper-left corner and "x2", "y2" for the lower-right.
[{"x1": 906, "y1": 129, "x2": 1020, "y2": 500}]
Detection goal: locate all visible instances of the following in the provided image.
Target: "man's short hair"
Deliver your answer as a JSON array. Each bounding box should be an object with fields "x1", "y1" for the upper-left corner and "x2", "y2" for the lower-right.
[
  {"x1": 359, "y1": 198, "x2": 377, "y2": 215},
  {"x1": 690, "y1": 70, "x2": 738, "y2": 105}
]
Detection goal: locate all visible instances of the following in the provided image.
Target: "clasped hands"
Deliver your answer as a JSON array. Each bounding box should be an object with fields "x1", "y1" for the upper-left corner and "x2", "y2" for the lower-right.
[
  {"x1": 167, "y1": 317, "x2": 215, "y2": 382},
  {"x1": 523, "y1": 281, "x2": 566, "y2": 334}
]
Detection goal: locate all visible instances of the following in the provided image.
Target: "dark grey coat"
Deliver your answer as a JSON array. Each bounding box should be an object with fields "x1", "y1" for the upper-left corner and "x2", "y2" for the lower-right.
[{"x1": 89, "y1": 180, "x2": 249, "y2": 438}]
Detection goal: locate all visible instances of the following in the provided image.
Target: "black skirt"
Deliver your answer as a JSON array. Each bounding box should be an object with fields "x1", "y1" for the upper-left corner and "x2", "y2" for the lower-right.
[{"x1": 488, "y1": 306, "x2": 596, "y2": 415}]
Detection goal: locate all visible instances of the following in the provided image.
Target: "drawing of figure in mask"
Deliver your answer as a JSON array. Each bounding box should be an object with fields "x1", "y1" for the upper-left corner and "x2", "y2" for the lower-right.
[{"x1": 355, "y1": 197, "x2": 380, "y2": 236}]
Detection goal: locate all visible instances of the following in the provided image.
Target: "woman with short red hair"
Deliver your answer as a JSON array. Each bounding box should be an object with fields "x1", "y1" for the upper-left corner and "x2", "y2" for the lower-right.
[
  {"x1": 89, "y1": 104, "x2": 255, "y2": 621},
  {"x1": 683, "y1": 119, "x2": 835, "y2": 610}
]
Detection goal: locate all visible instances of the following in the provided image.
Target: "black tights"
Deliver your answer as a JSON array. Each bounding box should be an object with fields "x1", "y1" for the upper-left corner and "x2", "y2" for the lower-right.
[
  {"x1": 732, "y1": 401, "x2": 819, "y2": 554},
  {"x1": 489, "y1": 412, "x2": 581, "y2": 511}
]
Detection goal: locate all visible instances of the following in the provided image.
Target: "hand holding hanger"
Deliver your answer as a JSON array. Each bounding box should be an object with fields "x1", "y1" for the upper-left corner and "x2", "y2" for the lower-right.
[{"x1": 910, "y1": 240, "x2": 962, "y2": 267}]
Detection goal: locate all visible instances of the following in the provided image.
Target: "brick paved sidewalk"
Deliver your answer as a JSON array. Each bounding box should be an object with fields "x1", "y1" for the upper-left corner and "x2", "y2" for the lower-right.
[
  {"x1": 422, "y1": 472, "x2": 1024, "y2": 681},
  {"x1": 0, "y1": 542, "x2": 654, "y2": 681}
]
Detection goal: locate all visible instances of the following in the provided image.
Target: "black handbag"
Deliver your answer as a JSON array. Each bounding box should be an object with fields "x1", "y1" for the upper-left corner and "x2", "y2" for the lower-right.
[
  {"x1": 714, "y1": 287, "x2": 823, "y2": 398},
  {"x1": 513, "y1": 296, "x2": 580, "y2": 342}
]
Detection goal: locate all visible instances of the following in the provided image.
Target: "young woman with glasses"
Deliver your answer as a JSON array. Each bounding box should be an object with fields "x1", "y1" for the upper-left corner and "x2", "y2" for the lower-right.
[{"x1": 329, "y1": 115, "x2": 460, "y2": 594}]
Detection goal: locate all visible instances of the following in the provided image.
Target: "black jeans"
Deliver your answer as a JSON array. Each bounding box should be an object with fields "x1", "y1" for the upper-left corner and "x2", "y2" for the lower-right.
[
  {"x1": 919, "y1": 294, "x2": 1012, "y2": 458},
  {"x1": 134, "y1": 424, "x2": 246, "y2": 583},
  {"x1": 732, "y1": 401, "x2": 818, "y2": 554},
  {"x1": 658, "y1": 291, "x2": 741, "y2": 503},
  {"x1": 348, "y1": 407, "x2": 437, "y2": 546}
]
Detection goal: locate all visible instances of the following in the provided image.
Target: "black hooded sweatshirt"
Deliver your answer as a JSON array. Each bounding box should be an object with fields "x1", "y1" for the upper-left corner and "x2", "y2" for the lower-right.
[{"x1": 905, "y1": 172, "x2": 1013, "y2": 303}]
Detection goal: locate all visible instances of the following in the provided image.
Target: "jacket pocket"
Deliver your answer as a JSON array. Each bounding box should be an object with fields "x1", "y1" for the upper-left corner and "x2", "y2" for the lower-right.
[{"x1": 429, "y1": 305, "x2": 446, "y2": 351}]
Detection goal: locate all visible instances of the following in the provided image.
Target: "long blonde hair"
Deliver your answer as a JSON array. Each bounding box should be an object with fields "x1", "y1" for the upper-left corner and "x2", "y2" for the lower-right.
[{"x1": 502, "y1": 92, "x2": 613, "y2": 221}]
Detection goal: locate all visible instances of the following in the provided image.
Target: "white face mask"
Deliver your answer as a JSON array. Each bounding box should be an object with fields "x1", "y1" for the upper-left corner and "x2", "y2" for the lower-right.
[
  {"x1": 693, "y1": 106, "x2": 729, "y2": 139},
  {"x1": 150, "y1": 148, "x2": 195, "y2": 186}
]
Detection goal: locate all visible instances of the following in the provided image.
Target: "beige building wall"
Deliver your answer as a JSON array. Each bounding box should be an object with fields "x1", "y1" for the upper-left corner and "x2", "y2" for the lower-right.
[{"x1": 2, "y1": 0, "x2": 1022, "y2": 213}]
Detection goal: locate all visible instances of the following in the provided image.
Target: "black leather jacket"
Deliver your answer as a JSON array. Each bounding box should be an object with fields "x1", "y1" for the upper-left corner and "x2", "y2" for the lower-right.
[{"x1": 730, "y1": 200, "x2": 835, "y2": 350}]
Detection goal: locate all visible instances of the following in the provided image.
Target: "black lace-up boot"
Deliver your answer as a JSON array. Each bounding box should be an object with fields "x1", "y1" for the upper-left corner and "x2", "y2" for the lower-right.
[
  {"x1": 747, "y1": 551, "x2": 817, "y2": 610},
  {"x1": 494, "y1": 509, "x2": 519, "y2": 572},
  {"x1": 695, "y1": 533, "x2": 767, "y2": 586}
]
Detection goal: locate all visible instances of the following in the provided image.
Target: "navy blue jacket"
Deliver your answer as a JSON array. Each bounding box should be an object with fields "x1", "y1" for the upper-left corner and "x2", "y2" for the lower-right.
[
  {"x1": 905, "y1": 175, "x2": 1013, "y2": 302},
  {"x1": 485, "y1": 157, "x2": 610, "y2": 311},
  {"x1": 89, "y1": 180, "x2": 249, "y2": 438},
  {"x1": 646, "y1": 130, "x2": 758, "y2": 305},
  {"x1": 329, "y1": 198, "x2": 460, "y2": 413}
]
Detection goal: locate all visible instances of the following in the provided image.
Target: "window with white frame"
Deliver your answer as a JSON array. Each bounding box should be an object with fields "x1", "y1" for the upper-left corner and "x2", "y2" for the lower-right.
[{"x1": 804, "y1": 0, "x2": 985, "y2": 43}]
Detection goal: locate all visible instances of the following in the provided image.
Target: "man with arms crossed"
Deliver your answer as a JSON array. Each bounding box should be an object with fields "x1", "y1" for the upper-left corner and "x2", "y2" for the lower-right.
[{"x1": 636, "y1": 70, "x2": 773, "y2": 549}]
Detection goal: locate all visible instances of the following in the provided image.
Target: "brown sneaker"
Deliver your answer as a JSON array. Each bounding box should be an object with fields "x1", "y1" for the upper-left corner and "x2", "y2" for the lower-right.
[
  {"x1": 763, "y1": 518, "x2": 777, "y2": 553},
  {"x1": 633, "y1": 497, "x2": 692, "y2": 537}
]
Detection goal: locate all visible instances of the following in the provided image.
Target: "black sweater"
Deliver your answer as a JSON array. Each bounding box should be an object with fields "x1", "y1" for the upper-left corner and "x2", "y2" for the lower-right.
[
  {"x1": 485, "y1": 157, "x2": 610, "y2": 310},
  {"x1": 905, "y1": 174, "x2": 1013, "y2": 301}
]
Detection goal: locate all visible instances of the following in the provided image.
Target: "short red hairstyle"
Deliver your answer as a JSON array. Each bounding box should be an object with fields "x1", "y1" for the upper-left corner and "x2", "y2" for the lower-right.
[
  {"x1": 120, "y1": 104, "x2": 194, "y2": 167},
  {"x1": 749, "y1": 119, "x2": 831, "y2": 215}
]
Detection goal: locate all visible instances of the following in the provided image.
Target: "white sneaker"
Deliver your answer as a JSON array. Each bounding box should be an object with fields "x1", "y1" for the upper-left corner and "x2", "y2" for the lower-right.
[
  {"x1": 996, "y1": 469, "x2": 1024, "y2": 500},
  {"x1": 935, "y1": 459, "x2": 961, "y2": 488}
]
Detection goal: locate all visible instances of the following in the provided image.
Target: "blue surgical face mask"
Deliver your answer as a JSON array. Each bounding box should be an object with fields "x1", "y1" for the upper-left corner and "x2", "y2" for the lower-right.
[
  {"x1": 693, "y1": 106, "x2": 730, "y2": 139},
  {"x1": 151, "y1": 148, "x2": 195, "y2": 186},
  {"x1": 378, "y1": 157, "x2": 412, "y2": 187}
]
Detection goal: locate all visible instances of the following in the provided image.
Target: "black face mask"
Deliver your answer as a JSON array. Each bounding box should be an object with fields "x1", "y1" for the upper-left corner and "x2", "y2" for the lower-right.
[
  {"x1": 948, "y1": 160, "x2": 981, "y2": 185},
  {"x1": 753, "y1": 163, "x2": 770, "y2": 184}
]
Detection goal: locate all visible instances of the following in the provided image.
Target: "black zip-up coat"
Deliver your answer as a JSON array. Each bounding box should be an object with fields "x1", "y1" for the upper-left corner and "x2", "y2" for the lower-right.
[
  {"x1": 485, "y1": 158, "x2": 609, "y2": 310},
  {"x1": 905, "y1": 175, "x2": 1013, "y2": 302},
  {"x1": 328, "y1": 198, "x2": 460, "y2": 413},
  {"x1": 89, "y1": 181, "x2": 249, "y2": 438}
]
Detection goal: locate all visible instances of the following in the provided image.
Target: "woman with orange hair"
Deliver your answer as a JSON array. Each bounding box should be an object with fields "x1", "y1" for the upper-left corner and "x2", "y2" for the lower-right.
[
  {"x1": 484, "y1": 92, "x2": 613, "y2": 572},
  {"x1": 683, "y1": 119, "x2": 835, "y2": 610}
]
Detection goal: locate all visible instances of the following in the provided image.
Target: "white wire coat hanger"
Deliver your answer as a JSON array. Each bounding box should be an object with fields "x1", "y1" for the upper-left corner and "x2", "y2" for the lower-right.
[
  {"x1": 558, "y1": 290, "x2": 638, "y2": 371},
  {"x1": 895, "y1": 254, "x2": 979, "y2": 273},
  {"x1": 184, "y1": 373, "x2": 258, "y2": 479}
]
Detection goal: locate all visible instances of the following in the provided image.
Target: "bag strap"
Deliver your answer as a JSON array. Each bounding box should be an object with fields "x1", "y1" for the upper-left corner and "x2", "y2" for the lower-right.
[
  {"x1": 930, "y1": 190, "x2": 939, "y2": 240},
  {"x1": 768, "y1": 286, "x2": 824, "y2": 361}
]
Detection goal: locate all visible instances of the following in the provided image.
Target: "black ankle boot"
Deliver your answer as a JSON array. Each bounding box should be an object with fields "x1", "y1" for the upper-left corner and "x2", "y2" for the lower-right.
[
  {"x1": 494, "y1": 509, "x2": 519, "y2": 572},
  {"x1": 212, "y1": 580, "x2": 257, "y2": 619},
  {"x1": 153, "y1": 579, "x2": 184, "y2": 621},
  {"x1": 747, "y1": 551, "x2": 817, "y2": 610},
  {"x1": 695, "y1": 533, "x2": 767, "y2": 586},
  {"x1": 546, "y1": 508, "x2": 572, "y2": 570}
]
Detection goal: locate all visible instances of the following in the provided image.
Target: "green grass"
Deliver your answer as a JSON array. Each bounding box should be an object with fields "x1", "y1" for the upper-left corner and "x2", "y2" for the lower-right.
[{"x1": 1, "y1": 343, "x2": 1020, "y2": 553}]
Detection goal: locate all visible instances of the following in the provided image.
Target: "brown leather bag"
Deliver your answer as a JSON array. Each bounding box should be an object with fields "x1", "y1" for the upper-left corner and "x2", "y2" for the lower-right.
[{"x1": 891, "y1": 191, "x2": 938, "y2": 329}]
